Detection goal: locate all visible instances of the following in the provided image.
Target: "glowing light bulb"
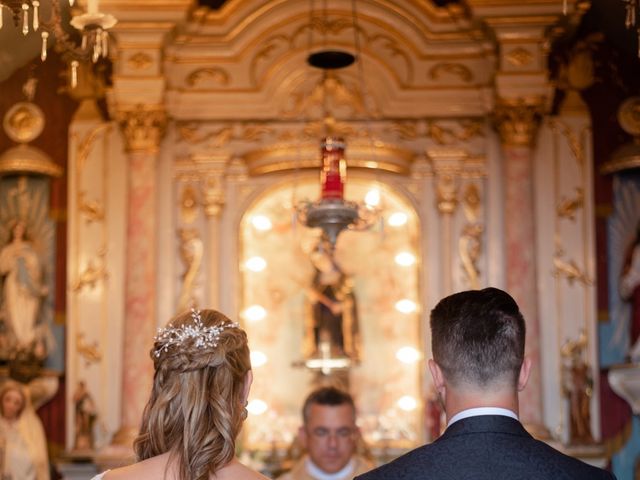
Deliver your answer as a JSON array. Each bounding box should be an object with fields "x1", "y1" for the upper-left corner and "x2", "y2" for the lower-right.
[
  {"x1": 395, "y1": 299, "x2": 417, "y2": 314},
  {"x1": 251, "y1": 215, "x2": 272, "y2": 231},
  {"x1": 245, "y1": 256, "x2": 267, "y2": 272},
  {"x1": 397, "y1": 395, "x2": 418, "y2": 411},
  {"x1": 388, "y1": 212, "x2": 408, "y2": 227},
  {"x1": 250, "y1": 351, "x2": 268, "y2": 367},
  {"x1": 247, "y1": 399, "x2": 268, "y2": 415},
  {"x1": 365, "y1": 189, "x2": 380, "y2": 207},
  {"x1": 395, "y1": 252, "x2": 416, "y2": 266},
  {"x1": 396, "y1": 346, "x2": 421, "y2": 364},
  {"x1": 243, "y1": 305, "x2": 266, "y2": 322}
]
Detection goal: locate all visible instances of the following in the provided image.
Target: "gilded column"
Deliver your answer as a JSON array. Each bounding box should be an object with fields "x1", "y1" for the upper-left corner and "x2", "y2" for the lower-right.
[
  {"x1": 115, "y1": 105, "x2": 167, "y2": 443},
  {"x1": 493, "y1": 97, "x2": 544, "y2": 427}
]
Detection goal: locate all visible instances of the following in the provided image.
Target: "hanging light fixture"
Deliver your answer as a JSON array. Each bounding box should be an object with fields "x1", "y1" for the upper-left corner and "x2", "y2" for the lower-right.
[
  {"x1": 295, "y1": 0, "x2": 379, "y2": 249},
  {"x1": 0, "y1": 0, "x2": 116, "y2": 87}
]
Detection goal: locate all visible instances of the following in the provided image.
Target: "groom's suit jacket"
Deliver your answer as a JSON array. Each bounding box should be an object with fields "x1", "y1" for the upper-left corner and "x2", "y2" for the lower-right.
[{"x1": 354, "y1": 415, "x2": 615, "y2": 480}]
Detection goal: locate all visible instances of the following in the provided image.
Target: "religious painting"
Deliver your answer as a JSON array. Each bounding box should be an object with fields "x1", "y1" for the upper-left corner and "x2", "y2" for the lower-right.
[{"x1": 239, "y1": 176, "x2": 422, "y2": 453}]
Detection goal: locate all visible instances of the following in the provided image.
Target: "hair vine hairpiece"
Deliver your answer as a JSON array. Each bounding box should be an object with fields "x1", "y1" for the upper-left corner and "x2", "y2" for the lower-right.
[{"x1": 153, "y1": 308, "x2": 239, "y2": 358}]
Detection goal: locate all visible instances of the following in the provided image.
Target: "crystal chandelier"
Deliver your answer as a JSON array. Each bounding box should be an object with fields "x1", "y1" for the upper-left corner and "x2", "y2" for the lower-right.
[
  {"x1": 0, "y1": 0, "x2": 117, "y2": 87},
  {"x1": 622, "y1": 0, "x2": 640, "y2": 57},
  {"x1": 296, "y1": 1, "x2": 379, "y2": 249}
]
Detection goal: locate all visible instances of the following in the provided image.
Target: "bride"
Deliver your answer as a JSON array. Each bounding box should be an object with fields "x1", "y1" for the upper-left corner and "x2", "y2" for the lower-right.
[{"x1": 93, "y1": 309, "x2": 268, "y2": 480}]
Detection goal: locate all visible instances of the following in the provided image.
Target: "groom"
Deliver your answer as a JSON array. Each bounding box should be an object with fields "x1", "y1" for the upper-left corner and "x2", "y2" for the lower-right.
[{"x1": 356, "y1": 287, "x2": 615, "y2": 480}]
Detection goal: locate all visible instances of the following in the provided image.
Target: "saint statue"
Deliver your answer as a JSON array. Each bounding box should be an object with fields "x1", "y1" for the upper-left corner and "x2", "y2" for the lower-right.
[
  {"x1": 303, "y1": 240, "x2": 360, "y2": 362},
  {"x1": 0, "y1": 219, "x2": 48, "y2": 354},
  {"x1": 561, "y1": 332, "x2": 594, "y2": 445},
  {"x1": 73, "y1": 381, "x2": 97, "y2": 451},
  {"x1": 0, "y1": 380, "x2": 51, "y2": 480}
]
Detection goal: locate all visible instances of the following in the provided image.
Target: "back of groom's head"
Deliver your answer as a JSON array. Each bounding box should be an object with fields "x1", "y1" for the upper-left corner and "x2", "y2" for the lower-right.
[{"x1": 430, "y1": 287, "x2": 526, "y2": 389}]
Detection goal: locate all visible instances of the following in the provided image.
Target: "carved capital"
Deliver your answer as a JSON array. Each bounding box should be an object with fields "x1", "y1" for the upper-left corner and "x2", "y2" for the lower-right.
[
  {"x1": 492, "y1": 98, "x2": 544, "y2": 148},
  {"x1": 117, "y1": 105, "x2": 167, "y2": 153}
]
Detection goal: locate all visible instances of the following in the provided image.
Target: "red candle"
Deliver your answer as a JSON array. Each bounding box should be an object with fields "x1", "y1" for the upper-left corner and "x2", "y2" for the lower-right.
[{"x1": 320, "y1": 137, "x2": 346, "y2": 200}]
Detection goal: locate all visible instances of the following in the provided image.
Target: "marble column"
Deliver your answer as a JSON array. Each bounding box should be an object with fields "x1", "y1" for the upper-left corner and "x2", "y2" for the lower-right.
[
  {"x1": 493, "y1": 98, "x2": 544, "y2": 428},
  {"x1": 114, "y1": 105, "x2": 167, "y2": 444}
]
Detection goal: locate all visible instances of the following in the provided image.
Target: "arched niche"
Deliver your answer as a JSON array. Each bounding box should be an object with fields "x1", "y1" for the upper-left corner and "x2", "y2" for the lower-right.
[{"x1": 238, "y1": 173, "x2": 424, "y2": 452}]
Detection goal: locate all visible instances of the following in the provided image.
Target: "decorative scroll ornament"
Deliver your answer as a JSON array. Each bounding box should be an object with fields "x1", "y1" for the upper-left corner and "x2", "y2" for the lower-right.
[
  {"x1": 557, "y1": 187, "x2": 584, "y2": 221},
  {"x1": 459, "y1": 223, "x2": 483, "y2": 289},
  {"x1": 436, "y1": 173, "x2": 459, "y2": 215},
  {"x1": 553, "y1": 249, "x2": 592, "y2": 286},
  {"x1": 76, "y1": 332, "x2": 102, "y2": 366},
  {"x1": 72, "y1": 248, "x2": 108, "y2": 292},
  {"x1": 78, "y1": 191, "x2": 104, "y2": 223}
]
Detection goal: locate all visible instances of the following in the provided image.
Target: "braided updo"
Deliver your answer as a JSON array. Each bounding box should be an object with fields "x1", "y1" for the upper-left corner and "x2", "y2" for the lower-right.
[{"x1": 133, "y1": 309, "x2": 251, "y2": 480}]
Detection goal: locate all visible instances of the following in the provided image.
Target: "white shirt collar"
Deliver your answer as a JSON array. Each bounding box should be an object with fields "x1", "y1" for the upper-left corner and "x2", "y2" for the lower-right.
[
  {"x1": 447, "y1": 407, "x2": 518, "y2": 428},
  {"x1": 305, "y1": 457, "x2": 355, "y2": 480}
]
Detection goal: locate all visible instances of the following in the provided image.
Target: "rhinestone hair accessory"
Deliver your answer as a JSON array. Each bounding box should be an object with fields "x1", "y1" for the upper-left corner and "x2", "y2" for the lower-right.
[{"x1": 153, "y1": 308, "x2": 239, "y2": 358}]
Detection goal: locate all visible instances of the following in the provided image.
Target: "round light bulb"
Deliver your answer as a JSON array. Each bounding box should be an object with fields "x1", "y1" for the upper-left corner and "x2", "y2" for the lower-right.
[
  {"x1": 250, "y1": 351, "x2": 268, "y2": 367},
  {"x1": 396, "y1": 346, "x2": 421, "y2": 364},
  {"x1": 245, "y1": 256, "x2": 267, "y2": 272},
  {"x1": 251, "y1": 215, "x2": 272, "y2": 231},
  {"x1": 388, "y1": 212, "x2": 408, "y2": 227},
  {"x1": 395, "y1": 252, "x2": 416, "y2": 266},
  {"x1": 397, "y1": 395, "x2": 418, "y2": 411},
  {"x1": 365, "y1": 189, "x2": 380, "y2": 207},
  {"x1": 247, "y1": 399, "x2": 268, "y2": 415},
  {"x1": 243, "y1": 305, "x2": 267, "y2": 322},
  {"x1": 395, "y1": 299, "x2": 417, "y2": 314}
]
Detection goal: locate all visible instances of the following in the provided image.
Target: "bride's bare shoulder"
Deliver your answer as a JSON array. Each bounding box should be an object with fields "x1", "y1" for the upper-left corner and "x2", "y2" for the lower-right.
[
  {"x1": 102, "y1": 453, "x2": 171, "y2": 480},
  {"x1": 215, "y1": 459, "x2": 270, "y2": 480}
]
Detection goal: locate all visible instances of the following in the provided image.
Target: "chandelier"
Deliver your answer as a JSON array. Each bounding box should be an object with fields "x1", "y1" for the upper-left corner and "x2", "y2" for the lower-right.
[
  {"x1": 296, "y1": 1, "x2": 379, "y2": 249},
  {"x1": 622, "y1": 0, "x2": 640, "y2": 57},
  {"x1": 0, "y1": 0, "x2": 117, "y2": 87}
]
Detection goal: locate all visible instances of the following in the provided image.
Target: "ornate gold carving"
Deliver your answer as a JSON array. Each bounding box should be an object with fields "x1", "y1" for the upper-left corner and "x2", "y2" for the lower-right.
[
  {"x1": 462, "y1": 183, "x2": 481, "y2": 222},
  {"x1": 176, "y1": 123, "x2": 273, "y2": 147},
  {"x1": 127, "y1": 52, "x2": 153, "y2": 70},
  {"x1": 459, "y1": 183, "x2": 483, "y2": 289},
  {"x1": 72, "y1": 249, "x2": 108, "y2": 292},
  {"x1": 3, "y1": 102, "x2": 45, "y2": 143},
  {"x1": 429, "y1": 63, "x2": 473, "y2": 83},
  {"x1": 177, "y1": 228, "x2": 203, "y2": 312},
  {"x1": 557, "y1": 187, "x2": 584, "y2": 221},
  {"x1": 603, "y1": 96, "x2": 640, "y2": 173},
  {"x1": 76, "y1": 332, "x2": 102, "y2": 366},
  {"x1": 283, "y1": 73, "x2": 371, "y2": 118},
  {"x1": 186, "y1": 67, "x2": 230, "y2": 87},
  {"x1": 177, "y1": 124, "x2": 233, "y2": 147},
  {"x1": 78, "y1": 191, "x2": 105, "y2": 224},
  {"x1": 0, "y1": 145, "x2": 63, "y2": 178},
  {"x1": 618, "y1": 96, "x2": 640, "y2": 136},
  {"x1": 180, "y1": 185, "x2": 199, "y2": 224},
  {"x1": 75, "y1": 124, "x2": 111, "y2": 172},
  {"x1": 436, "y1": 173, "x2": 459, "y2": 214},
  {"x1": 426, "y1": 120, "x2": 485, "y2": 145},
  {"x1": 117, "y1": 106, "x2": 167, "y2": 153},
  {"x1": 553, "y1": 249, "x2": 592, "y2": 286},
  {"x1": 203, "y1": 172, "x2": 226, "y2": 217},
  {"x1": 459, "y1": 223, "x2": 483, "y2": 289},
  {"x1": 505, "y1": 47, "x2": 534, "y2": 67},
  {"x1": 492, "y1": 98, "x2": 544, "y2": 147}
]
